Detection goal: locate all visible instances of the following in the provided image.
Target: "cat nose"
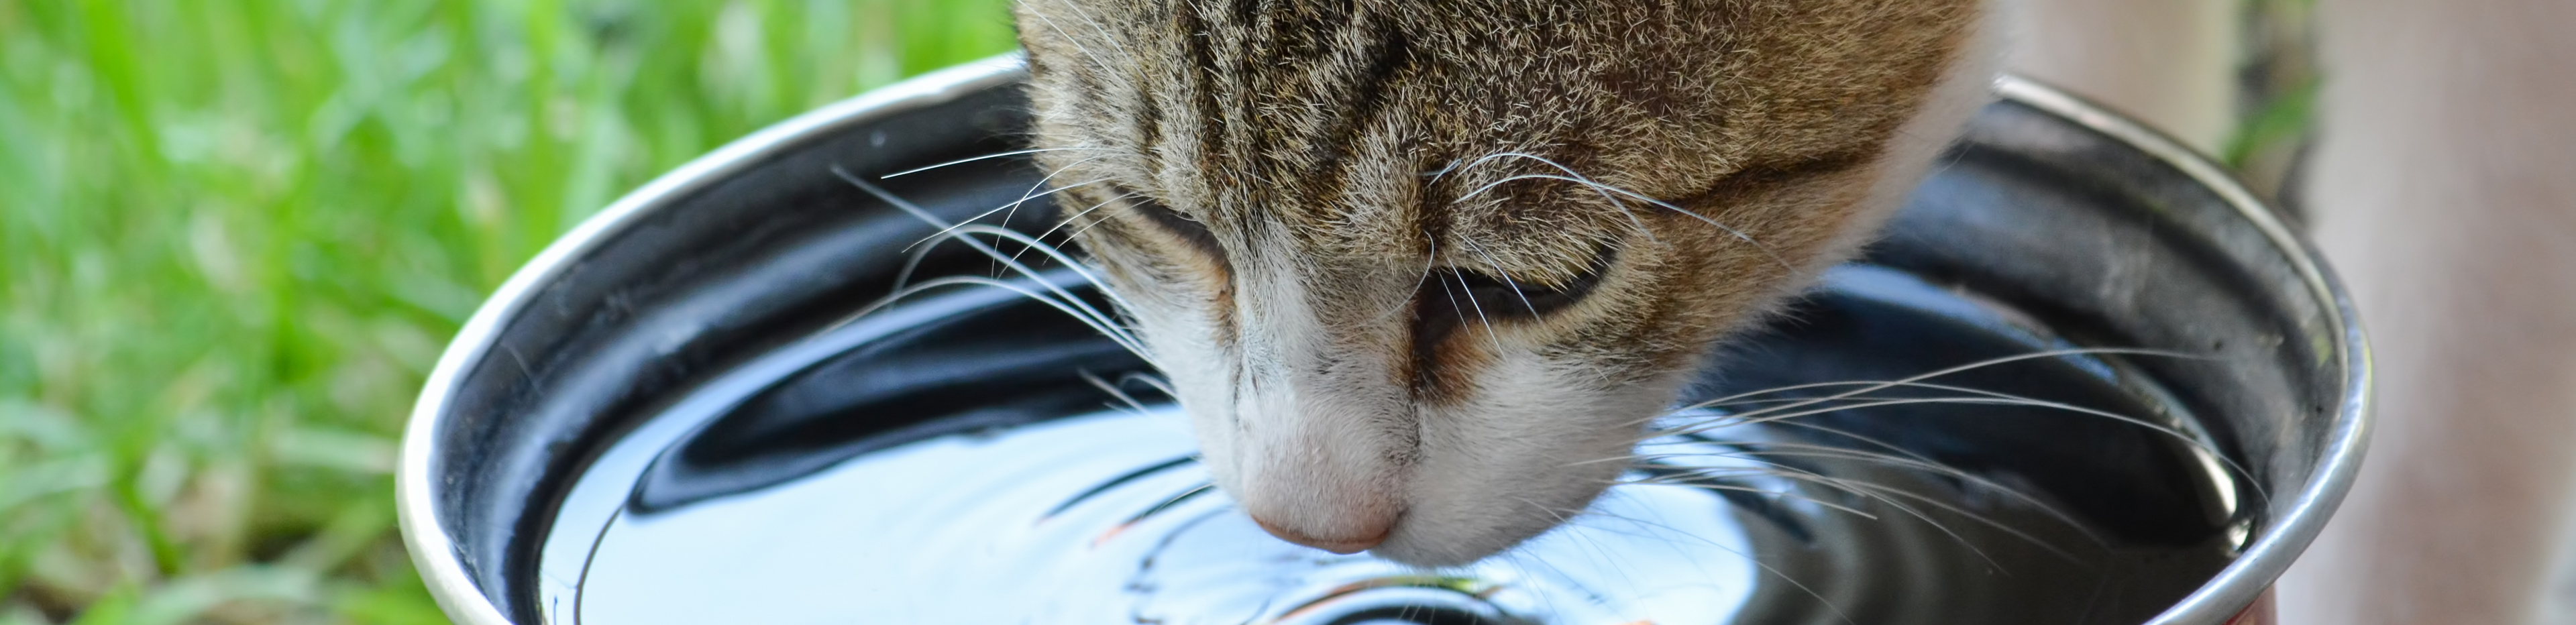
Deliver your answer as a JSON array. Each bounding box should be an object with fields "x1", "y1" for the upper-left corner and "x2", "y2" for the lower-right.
[{"x1": 1251, "y1": 514, "x2": 1391, "y2": 554}]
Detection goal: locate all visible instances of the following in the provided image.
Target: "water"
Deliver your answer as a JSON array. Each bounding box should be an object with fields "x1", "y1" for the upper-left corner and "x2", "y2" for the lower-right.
[{"x1": 531, "y1": 266, "x2": 2247, "y2": 625}]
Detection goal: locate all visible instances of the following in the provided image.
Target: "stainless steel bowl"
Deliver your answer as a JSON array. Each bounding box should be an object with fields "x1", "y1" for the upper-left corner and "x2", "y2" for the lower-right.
[{"x1": 398, "y1": 56, "x2": 2369, "y2": 625}]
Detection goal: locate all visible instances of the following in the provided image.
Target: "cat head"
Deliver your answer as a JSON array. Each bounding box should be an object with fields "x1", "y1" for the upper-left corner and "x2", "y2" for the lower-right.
[{"x1": 1015, "y1": 0, "x2": 1987, "y2": 565}]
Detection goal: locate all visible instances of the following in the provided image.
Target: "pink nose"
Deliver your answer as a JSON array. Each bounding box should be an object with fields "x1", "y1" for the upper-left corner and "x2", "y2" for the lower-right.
[{"x1": 1252, "y1": 514, "x2": 1392, "y2": 554}]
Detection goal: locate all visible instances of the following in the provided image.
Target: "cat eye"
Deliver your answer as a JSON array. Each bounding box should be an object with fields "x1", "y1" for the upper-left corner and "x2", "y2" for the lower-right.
[
  {"x1": 1410, "y1": 246, "x2": 1615, "y2": 365},
  {"x1": 1421, "y1": 246, "x2": 1616, "y2": 321},
  {"x1": 1115, "y1": 186, "x2": 1227, "y2": 263}
]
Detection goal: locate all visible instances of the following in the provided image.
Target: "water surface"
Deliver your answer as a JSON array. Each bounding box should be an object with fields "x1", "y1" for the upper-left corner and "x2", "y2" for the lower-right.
[{"x1": 533, "y1": 266, "x2": 2247, "y2": 625}]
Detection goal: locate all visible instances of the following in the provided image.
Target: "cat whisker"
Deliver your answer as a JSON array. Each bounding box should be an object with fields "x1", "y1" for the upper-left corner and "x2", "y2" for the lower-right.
[
  {"x1": 997, "y1": 152, "x2": 1120, "y2": 231},
  {"x1": 1638, "y1": 409, "x2": 1957, "y2": 478},
  {"x1": 1515, "y1": 496, "x2": 1585, "y2": 526},
  {"x1": 1005, "y1": 191, "x2": 1135, "y2": 267},
  {"x1": 1511, "y1": 495, "x2": 1860, "y2": 625},
  {"x1": 910, "y1": 175, "x2": 1115, "y2": 253},
  {"x1": 847, "y1": 177, "x2": 1136, "y2": 327},
  {"x1": 1511, "y1": 496, "x2": 1703, "y2": 569},
  {"x1": 839, "y1": 167, "x2": 1134, "y2": 314},
  {"x1": 878, "y1": 146, "x2": 1110, "y2": 180},
  {"x1": 1632, "y1": 347, "x2": 2204, "y2": 428},
  {"x1": 1457, "y1": 237, "x2": 1539, "y2": 314},
  {"x1": 1805, "y1": 378, "x2": 2235, "y2": 451},
  {"x1": 1652, "y1": 390, "x2": 2258, "y2": 497},
  {"x1": 1648, "y1": 383, "x2": 1962, "y2": 422},
  {"x1": 835, "y1": 169, "x2": 1153, "y2": 361},
  {"x1": 894, "y1": 223, "x2": 1081, "y2": 292},
  {"x1": 1758, "y1": 418, "x2": 1944, "y2": 468},
  {"x1": 1587, "y1": 406, "x2": 1937, "y2": 484},
  {"x1": 1515, "y1": 496, "x2": 1717, "y2": 587},
  {"x1": 1448, "y1": 265, "x2": 1507, "y2": 354},
  {"x1": 870, "y1": 274, "x2": 1152, "y2": 363},
  {"x1": 1640, "y1": 455, "x2": 1915, "y2": 520},
  {"x1": 1080, "y1": 370, "x2": 1168, "y2": 420},
  {"x1": 1615, "y1": 390, "x2": 2229, "y2": 553},
  {"x1": 1416, "y1": 233, "x2": 1505, "y2": 355},
  {"x1": 1715, "y1": 459, "x2": 2023, "y2": 569},
  {"x1": 1059, "y1": 207, "x2": 1123, "y2": 241},
  {"x1": 1367, "y1": 231, "x2": 1444, "y2": 327},
  {"x1": 1682, "y1": 416, "x2": 1988, "y2": 508},
  {"x1": 1453, "y1": 151, "x2": 1660, "y2": 243},
  {"x1": 949, "y1": 225, "x2": 1143, "y2": 343},
  {"x1": 1614, "y1": 443, "x2": 2063, "y2": 568},
  {"x1": 1649, "y1": 384, "x2": 2074, "y2": 435},
  {"x1": 1460, "y1": 172, "x2": 1790, "y2": 272},
  {"x1": 1418, "y1": 158, "x2": 1462, "y2": 180},
  {"x1": 1657, "y1": 444, "x2": 2104, "y2": 545},
  {"x1": 1611, "y1": 440, "x2": 2069, "y2": 537},
  {"x1": 901, "y1": 152, "x2": 1116, "y2": 253},
  {"x1": 1120, "y1": 372, "x2": 1179, "y2": 400},
  {"x1": 884, "y1": 227, "x2": 1120, "y2": 342},
  {"x1": 1826, "y1": 475, "x2": 2088, "y2": 566},
  {"x1": 1644, "y1": 398, "x2": 1982, "y2": 442},
  {"x1": 1660, "y1": 397, "x2": 2057, "y2": 440},
  {"x1": 1605, "y1": 472, "x2": 1882, "y2": 520},
  {"x1": 1499, "y1": 498, "x2": 1648, "y2": 604}
]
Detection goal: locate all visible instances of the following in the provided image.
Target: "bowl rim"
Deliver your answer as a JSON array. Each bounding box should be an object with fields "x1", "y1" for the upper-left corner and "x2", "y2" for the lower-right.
[{"x1": 394, "y1": 54, "x2": 2371, "y2": 625}]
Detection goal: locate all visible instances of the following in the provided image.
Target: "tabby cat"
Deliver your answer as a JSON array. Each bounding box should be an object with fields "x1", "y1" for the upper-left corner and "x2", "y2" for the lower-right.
[{"x1": 1011, "y1": 0, "x2": 1994, "y2": 566}]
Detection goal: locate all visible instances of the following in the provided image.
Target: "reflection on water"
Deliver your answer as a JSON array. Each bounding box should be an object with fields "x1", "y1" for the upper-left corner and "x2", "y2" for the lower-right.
[{"x1": 535, "y1": 266, "x2": 2247, "y2": 625}]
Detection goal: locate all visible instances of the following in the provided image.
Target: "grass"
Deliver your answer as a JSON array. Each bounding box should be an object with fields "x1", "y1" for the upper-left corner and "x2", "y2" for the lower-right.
[
  {"x1": 0, "y1": 0, "x2": 1015, "y2": 622},
  {"x1": 0, "y1": 1, "x2": 2316, "y2": 623}
]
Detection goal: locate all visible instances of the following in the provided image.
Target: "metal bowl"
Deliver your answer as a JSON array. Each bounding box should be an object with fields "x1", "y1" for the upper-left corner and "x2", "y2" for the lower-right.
[{"x1": 398, "y1": 56, "x2": 2368, "y2": 625}]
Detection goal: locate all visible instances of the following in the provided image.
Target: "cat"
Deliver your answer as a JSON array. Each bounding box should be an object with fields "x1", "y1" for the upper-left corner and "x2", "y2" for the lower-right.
[{"x1": 1010, "y1": 0, "x2": 1996, "y2": 567}]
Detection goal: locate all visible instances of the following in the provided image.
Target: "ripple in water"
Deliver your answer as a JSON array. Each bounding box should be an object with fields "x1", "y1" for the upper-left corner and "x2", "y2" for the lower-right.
[{"x1": 535, "y1": 267, "x2": 2247, "y2": 625}]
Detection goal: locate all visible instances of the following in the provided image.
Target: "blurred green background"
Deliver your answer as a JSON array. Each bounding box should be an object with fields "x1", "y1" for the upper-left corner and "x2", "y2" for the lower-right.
[
  {"x1": 0, "y1": 1, "x2": 1012, "y2": 622},
  {"x1": 0, "y1": 0, "x2": 2312, "y2": 623}
]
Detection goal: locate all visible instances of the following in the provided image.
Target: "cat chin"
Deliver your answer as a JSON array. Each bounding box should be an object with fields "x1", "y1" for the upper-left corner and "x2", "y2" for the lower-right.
[
  {"x1": 1370, "y1": 357, "x2": 1680, "y2": 567},
  {"x1": 1367, "y1": 462, "x2": 1625, "y2": 567}
]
